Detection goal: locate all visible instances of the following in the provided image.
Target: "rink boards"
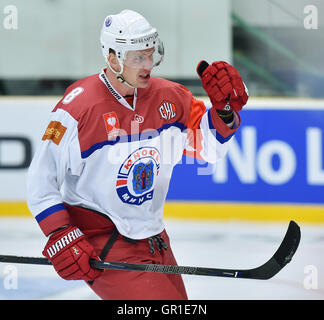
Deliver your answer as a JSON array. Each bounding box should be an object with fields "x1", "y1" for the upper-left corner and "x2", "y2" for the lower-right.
[{"x1": 0, "y1": 96, "x2": 323, "y2": 223}]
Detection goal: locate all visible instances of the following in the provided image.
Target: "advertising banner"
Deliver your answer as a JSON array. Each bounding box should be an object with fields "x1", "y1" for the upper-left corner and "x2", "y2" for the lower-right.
[
  {"x1": 168, "y1": 107, "x2": 324, "y2": 205},
  {"x1": 0, "y1": 97, "x2": 323, "y2": 221}
]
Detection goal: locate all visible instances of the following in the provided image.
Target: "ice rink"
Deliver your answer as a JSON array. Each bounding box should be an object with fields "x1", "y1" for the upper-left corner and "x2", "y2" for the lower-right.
[{"x1": 0, "y1": 217, "x2": 323, "y2": 300}]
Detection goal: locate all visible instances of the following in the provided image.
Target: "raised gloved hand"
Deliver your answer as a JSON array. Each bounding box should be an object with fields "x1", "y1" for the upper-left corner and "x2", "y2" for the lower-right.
[
  {"x1": 43, "y1": 225, "x2": 101, "y2": 281},
  {"x1": 197, "y1": 60, "x2": 248, "y2": 112}
]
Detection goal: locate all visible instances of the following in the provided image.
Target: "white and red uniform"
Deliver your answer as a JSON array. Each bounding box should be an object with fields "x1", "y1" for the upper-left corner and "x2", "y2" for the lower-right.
[{"x1": 27, "y1": 69, "x2": 240, "y2": 299}]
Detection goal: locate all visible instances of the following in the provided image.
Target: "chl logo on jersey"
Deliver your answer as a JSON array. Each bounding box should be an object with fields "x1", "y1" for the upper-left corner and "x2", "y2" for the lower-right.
[
  {"x1": 116, "y1": 147, "x2": 160, "y2": 205},
  {"x1": 159, "y1": 101, "x2": 177, "y2": 121}
]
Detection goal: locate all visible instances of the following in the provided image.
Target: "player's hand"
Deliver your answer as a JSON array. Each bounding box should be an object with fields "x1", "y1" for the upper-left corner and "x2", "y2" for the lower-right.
[
  {"x1": 197, "y1": 60, "x2": 248, "y2": 112},
  {"x1": 42, "y1": 225, "x2": 101, "y2": 281}
]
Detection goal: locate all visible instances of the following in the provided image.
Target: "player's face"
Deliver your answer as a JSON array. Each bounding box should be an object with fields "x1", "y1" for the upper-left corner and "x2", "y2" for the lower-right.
[{"x1": 123, "y1": 48, "x2": 155, "y2": 88}]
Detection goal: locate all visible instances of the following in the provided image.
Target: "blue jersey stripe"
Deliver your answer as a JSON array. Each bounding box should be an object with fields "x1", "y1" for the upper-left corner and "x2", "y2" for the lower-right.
[
  {"x1": 35, "y1": 203, "x2": 66, "y2": 223},
  {"x1": 81, "y1": 122, "x2": 187, "y2": 159},
  {"x1": 207, "y1": 109, "x2": 235, "y2": 144}
]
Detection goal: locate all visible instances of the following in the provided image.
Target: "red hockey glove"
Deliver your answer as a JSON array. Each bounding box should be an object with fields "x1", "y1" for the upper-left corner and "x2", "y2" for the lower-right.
[
  {"x1": 42, "y1": 225, "x2": 101, "y2": 281},
  {"x1": 197, "y1": 60, "x2": 248, "y2": 112}
]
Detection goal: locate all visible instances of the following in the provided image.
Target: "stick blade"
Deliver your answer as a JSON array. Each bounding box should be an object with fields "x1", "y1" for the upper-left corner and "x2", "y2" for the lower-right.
[
  {"x1": 245, "y1": 220, "x2": 301, "y2": 280},
  {"x1": 273, "y1": 220, "x2": 301, "y2": 268}
]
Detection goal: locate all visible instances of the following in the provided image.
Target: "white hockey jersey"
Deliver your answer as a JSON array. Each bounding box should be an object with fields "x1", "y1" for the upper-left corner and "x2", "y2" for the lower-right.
[{"x1": 27, "y1": 69, "x2": 241, "y2": 239}]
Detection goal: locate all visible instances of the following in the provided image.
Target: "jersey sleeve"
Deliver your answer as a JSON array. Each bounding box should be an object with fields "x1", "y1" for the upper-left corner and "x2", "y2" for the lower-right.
[
  {"x1": 184, "y1": 91, "x2": 241, "y2": 163},
  {"x1": 26, "y1": 108, "x2": 83, "y2": 236}
]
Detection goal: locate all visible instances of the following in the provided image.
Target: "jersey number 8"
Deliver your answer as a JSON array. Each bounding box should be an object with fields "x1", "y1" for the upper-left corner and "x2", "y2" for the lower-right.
[{"x1": 62, "y1": 87, "x2": 84, "y2": 104}]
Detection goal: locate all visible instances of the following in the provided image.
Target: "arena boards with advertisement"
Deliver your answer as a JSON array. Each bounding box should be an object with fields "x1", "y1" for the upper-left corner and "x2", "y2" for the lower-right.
[
  {"x1": 168, "y1": 105, "x2": 324, "y2": 205},
  {"x1": 0, "y1": 97, "x2": 323, "y2": 221}
]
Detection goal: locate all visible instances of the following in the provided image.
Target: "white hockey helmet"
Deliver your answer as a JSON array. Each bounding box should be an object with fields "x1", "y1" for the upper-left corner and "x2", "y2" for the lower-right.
[{"x1": 100, "y1": 10, "x2": 164, "y2": 73}]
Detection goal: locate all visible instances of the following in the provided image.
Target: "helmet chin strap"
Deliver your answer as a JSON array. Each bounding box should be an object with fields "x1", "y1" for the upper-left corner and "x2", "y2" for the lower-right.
[{"x1": 106, "y1": 57, "x2": 136, "y2": 89}]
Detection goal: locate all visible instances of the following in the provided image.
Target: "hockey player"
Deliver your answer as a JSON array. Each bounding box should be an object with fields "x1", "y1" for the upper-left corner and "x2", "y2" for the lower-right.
[{"x1": 26, "y1": 10, "x2": 248, "y2": 300}]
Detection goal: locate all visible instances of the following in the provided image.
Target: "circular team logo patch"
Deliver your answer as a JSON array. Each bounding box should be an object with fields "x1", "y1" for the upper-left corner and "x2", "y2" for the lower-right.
[
  {"x1": 116, "y1": 147, "x2": 160, "y2": 205},
  {"x1": 105, "y1": 17, "x2": 112, "y2": 27}
]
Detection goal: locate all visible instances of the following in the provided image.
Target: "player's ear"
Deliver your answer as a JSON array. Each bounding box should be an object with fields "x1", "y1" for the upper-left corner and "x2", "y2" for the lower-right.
[{"x1": 108, "y1": 51, "x2": 121, "y2": 73}]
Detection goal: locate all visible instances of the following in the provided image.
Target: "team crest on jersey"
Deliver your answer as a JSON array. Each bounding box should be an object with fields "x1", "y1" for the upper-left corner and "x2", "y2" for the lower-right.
[
  {"x1": 116, "y1": 147, "x2": 160, "y2": 205},
  {"x1": 159, "y1": 101, "x2": 177, "y2": 121},
  {"x1": 103, "y1": 112, "x2": 120, "y2": 140},
  {"x1": 132, "y1": 161, "x2": 154, "y2": 194}
]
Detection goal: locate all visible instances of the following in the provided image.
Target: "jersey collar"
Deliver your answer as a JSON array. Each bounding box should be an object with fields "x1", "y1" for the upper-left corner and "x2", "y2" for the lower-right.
[{"x1": 99, "y1": 69, "x2": 137, "y2": 111}]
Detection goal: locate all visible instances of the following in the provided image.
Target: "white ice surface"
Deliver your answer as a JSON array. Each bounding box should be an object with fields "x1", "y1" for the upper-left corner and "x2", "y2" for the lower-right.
[{"x1": 0, "y1": 217, "x2": 323, "y2": 300}]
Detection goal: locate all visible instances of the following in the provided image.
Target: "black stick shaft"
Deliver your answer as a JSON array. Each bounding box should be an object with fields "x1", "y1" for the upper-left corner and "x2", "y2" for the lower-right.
[
  {"x1": 0, "y1": 221, "x2": 300, "y2": 280},
  {"x1": 0, "y1": 254, "x2": 252, "y2": 278},
  {"x1": 0, "y1": 255, "x2": 51, "y2": 265}
]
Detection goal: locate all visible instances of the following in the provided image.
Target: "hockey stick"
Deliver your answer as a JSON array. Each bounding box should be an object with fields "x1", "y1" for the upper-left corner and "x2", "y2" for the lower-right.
[{"x1": 0, "y1": 220, "x2": 300, "y2": 280}]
